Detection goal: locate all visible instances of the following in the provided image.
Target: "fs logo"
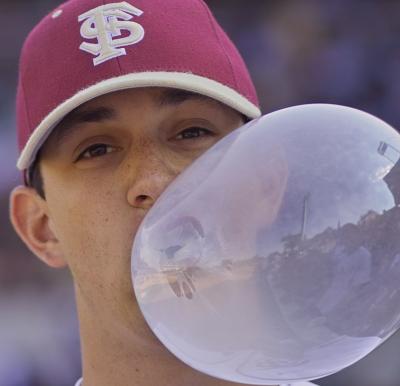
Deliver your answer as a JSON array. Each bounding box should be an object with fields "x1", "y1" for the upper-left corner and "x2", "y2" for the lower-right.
[{"x1": 78, "y1": 1, "x2": 144, "y2": 66}]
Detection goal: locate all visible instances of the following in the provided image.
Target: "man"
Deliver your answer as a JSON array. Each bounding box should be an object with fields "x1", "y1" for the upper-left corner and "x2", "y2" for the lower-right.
[{"x1": 10, "y1": 0, "x2": 317, "y2": 385}]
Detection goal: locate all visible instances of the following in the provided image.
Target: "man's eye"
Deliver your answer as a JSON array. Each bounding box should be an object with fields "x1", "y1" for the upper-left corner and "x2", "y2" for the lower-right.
[
  {"x1": 175, "y1": 127, "x2": 213, "y2": 140},
  {"x1": 77, "y1": 144, "x2": 116, "y2": 161}
]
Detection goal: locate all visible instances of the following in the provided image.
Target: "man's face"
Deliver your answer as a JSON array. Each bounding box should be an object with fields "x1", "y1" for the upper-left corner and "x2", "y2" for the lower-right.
[{"x1": 37, "y1": 87, "x2": 244, "y2": 346}]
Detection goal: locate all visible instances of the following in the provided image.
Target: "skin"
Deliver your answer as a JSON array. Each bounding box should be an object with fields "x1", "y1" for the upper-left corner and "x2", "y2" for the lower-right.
[{"x1": 10, "y1": 87, "x2": 280, "y2": 386}]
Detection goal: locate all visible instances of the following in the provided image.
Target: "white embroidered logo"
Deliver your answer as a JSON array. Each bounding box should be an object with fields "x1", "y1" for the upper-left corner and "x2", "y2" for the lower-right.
[{"x1": 78, "y1": 2, "x2": 144, "y2": 66}]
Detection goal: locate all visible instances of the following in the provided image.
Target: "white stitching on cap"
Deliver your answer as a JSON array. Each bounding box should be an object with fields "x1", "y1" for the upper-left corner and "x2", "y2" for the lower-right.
[{"x1": 52, "y1": 9, "x2": 63, "y2": 19}]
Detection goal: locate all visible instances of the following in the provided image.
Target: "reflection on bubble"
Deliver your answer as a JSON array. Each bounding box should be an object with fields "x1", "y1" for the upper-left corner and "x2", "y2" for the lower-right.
[{"x1": 132, "y1": 104, "x2": 400, "y2": 385}]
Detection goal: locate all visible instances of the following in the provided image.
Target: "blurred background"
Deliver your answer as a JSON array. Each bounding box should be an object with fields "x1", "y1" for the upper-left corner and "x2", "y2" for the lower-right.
[{"x1": 1, "y1": 0, "x2": 400, "y2": 385}]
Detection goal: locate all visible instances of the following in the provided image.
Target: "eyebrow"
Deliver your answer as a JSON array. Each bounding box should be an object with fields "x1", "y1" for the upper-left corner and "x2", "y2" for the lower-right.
[
  {"x1": 52, "y1": 88, "x2": 213, "y2": 147},
  {"x1": 54, "y1": 106, "x2": 116, "y2": 147}
]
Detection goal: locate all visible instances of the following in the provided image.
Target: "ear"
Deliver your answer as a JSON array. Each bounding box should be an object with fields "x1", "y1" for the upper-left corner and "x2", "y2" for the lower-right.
[{"x1": 9, "y1": 186, "x2": 67, "y2": 268}]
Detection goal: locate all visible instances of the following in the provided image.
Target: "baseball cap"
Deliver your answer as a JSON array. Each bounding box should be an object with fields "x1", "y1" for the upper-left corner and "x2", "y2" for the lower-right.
[{"x1": 16, "y1": 0, "x2": 261, "y2": 171}]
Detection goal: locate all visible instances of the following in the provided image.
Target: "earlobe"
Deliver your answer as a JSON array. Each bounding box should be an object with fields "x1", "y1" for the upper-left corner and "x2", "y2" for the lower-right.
[{"x1": 9, "y1": 186, "x2": 67, "y2": 268}]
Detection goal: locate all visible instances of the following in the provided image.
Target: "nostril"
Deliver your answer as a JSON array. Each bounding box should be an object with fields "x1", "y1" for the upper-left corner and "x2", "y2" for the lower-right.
[
  {"x1": 133, "y1": 194, "x2": 155, "y2": 209},
  {"x1": 128, "y1": 192, "x2": 155, "y2": 209},
  {"x1": 136, "y1": 195, "x2": 148, "y2": 203}
]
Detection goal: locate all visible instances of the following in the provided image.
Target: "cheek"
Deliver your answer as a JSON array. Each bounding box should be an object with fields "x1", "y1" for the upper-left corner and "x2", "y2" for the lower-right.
[
  {"x1": 46, "y1": 183, "x2": 147, "y2": 325},
  {"x1": 46, "y1": 180, "x2": 141, "y2": 287}
]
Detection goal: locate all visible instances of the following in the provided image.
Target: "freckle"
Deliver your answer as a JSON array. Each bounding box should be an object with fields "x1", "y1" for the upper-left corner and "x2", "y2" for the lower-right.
[{"x1": 105, "y1": 218, "x2": 109, "y2": 223}]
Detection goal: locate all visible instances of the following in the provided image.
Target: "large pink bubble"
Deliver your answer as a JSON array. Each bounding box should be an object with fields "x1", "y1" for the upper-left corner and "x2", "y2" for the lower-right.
[{"x1": 131, "y1": 104, "x2": 400, "y2": 385}]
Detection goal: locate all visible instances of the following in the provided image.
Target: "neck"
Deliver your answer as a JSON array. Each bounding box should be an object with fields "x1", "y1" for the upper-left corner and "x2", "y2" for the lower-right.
[{"x1": 76, "y1": 293, "x2": 255, "y2": 386}]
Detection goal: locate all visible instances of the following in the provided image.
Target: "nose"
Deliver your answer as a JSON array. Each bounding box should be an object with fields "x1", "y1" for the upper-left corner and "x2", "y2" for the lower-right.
[{"x1": 126, "y1": 152, "x2": 177, "y2": 210}]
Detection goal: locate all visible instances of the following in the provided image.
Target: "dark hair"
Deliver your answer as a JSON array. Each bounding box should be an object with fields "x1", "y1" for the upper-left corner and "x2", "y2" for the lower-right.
[{"x1": 27, "y1": 153, "x2": 45, "y2": 199}]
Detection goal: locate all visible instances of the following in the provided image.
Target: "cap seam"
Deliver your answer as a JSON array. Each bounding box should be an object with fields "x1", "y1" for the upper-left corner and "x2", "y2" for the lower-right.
[
  {"x1": 198, "y1": 0, "x2": 239, "y2": 91},
  {"x1": 102, "y1": 0, "x2": 124, "y2": 73},
  {"x1": 116, "y1": 55, "x2": 123, "y2": 74}
]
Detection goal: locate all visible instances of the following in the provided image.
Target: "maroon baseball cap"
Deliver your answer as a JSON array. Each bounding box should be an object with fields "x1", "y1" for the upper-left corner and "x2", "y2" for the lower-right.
[{"x1": 16, "y1": 0, "x2": 261, "y2": 171}]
